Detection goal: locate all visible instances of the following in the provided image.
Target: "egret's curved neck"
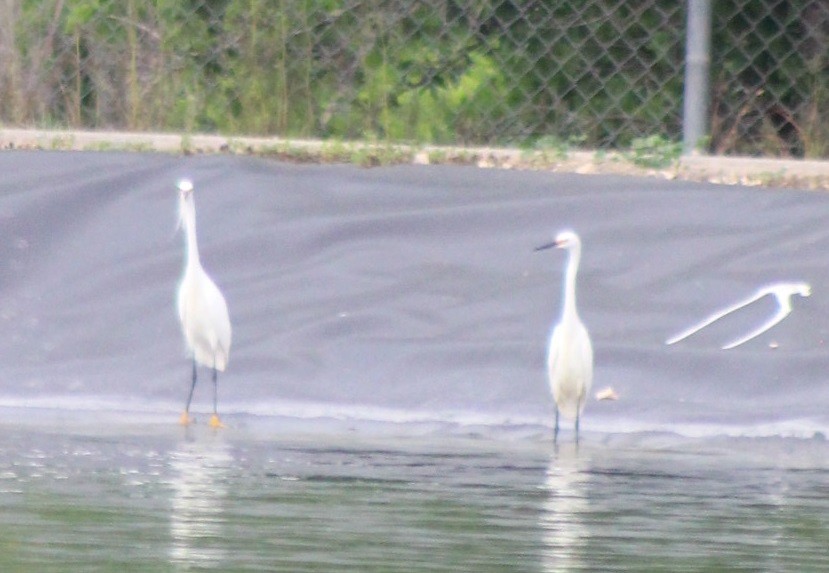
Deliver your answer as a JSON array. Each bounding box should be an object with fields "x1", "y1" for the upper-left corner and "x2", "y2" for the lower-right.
[
  {"x1": 561, "y1": 244, "x2": 581, "y2": 321},
  {"x1": 181, "y1": 196, "x2": 201, "y2": 269}
]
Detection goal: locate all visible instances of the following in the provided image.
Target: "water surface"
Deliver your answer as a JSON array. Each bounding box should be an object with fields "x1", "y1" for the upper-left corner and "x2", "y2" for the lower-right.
[{"x1": 0, "y1": 418, "x2": 827, "y2": 571}]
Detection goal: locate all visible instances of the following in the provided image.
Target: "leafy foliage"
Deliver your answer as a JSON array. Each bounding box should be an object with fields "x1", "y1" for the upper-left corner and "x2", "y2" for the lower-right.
[{"x1": 0, "y1": 0, "x2": 825, "y2": 156}]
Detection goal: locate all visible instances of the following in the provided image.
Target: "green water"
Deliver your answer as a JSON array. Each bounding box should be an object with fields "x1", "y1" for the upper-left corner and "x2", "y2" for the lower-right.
[{"x1": 0, "y1": 423, "x2": 827, "y2": 572}]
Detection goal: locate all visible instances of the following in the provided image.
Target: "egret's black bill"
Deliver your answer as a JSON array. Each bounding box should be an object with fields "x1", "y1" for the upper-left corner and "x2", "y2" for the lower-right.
[{"x1": 534, "y1": 241, "x2": 557, "y2": 252}]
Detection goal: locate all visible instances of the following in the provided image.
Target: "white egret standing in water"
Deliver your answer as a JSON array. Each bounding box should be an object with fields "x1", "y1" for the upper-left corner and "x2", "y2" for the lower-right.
[
  {"x1": 536, "y1": 230, "x2": 593, "y2": 444},
  {"x1": 176, "y1": 179, "x2": 232, "y2": 428}
]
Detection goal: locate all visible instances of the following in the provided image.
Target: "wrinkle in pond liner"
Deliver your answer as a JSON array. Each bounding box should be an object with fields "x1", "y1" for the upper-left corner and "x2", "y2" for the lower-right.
[
  {"x1": 665, "y1": 281, "x2": 811, "y2": 349},
  {"x1": 0, "y1": 151, "x2": 828, "y2": 439}
]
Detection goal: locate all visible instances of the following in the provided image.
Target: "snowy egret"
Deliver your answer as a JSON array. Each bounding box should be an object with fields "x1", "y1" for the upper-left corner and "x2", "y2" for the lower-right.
[
  {"x1": 176, "y1": 179, "x2": 232, "y2": 428},
  {"x1": 536, "y1": 230, "x2": 593, "y2": 444},
  {"x1": 666, "y1": 281, "x2": 810, "y2": 349}
]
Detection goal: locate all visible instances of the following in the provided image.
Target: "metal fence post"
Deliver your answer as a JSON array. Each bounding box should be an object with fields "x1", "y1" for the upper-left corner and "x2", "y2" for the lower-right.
[{"x1": 682, "y1": 0, "x2": 713, "y2": 155}]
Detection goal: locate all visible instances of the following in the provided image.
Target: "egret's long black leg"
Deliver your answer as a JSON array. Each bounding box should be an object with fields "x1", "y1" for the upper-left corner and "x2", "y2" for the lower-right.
[
  {"x1": 212, "y1": 366, "x2": 219, "y2": 417},
  {"x1": 208, "y1": 365, "x2": 224, "y2": 428},
  {"x1": 179, "y1": 359, "x2": 198, "y2": 425},
  {"x1": 554, "y1": 407, "x2": 560, "y2": 444},
  {"x1": 575, "y1": 411, "x2": 580, "y2": 445},
  {"x1": 184, "y1": 358, "x2": 198, "y2": 414}
]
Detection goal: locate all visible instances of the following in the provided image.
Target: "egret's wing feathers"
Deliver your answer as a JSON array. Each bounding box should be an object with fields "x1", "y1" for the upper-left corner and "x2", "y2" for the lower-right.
[
  {"x1": 581, "y1": 325, "x2": 594, "y2": 389},
  {"x1": 200, "y1": 273, "x2": 231, "y2": 370},
  {"x1": 547, "y1": 323, "x2": 592, "y2": 420},
  {"x1": 177, "y1": 266, "x2": 231, "y2": 370}
]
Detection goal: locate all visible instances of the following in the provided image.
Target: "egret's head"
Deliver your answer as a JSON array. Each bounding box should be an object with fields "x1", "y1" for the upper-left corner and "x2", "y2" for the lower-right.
[
  {"x1": 535, "y1": 229, "x2": 580, "y2": 252},
  {"x1": 176, "y1": 178, "x2": 194, "y2": 230},
  {"x1": 553, "y1": 230, "x2": 580, "y2": 249},
  {"x1": 177, "y1": 178, "x2": 194, "y2": 194}
]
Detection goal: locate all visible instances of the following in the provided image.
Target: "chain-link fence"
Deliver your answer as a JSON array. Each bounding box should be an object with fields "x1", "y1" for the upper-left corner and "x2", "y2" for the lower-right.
[
  {"x1": 0, "y1": 1, "x2": 827, "y2": 157},
  {"x1": 711, "y1": 1, "x2": 829, "y2": 157}
]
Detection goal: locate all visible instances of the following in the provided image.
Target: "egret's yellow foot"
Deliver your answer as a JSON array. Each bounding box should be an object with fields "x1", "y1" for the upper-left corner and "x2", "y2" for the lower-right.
[
  {"x1": 179, "y1": 412, "x2": 194, "y2": 426},
  {"x1": 209, "y1": 414, "x2": 225, "y2": 429}
]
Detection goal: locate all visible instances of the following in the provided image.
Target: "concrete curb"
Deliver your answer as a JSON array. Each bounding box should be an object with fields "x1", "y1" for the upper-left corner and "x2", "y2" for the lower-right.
[{"x1": 2, "y1": 128, "x2": 828, "y2": 190}]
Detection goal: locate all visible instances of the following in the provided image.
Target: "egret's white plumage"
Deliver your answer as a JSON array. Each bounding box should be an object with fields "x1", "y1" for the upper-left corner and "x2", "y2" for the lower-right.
[
  {"x1": 536, "y1": 230, "x2": 593, "y2": 443},
  {"x1": 176, "y1": 178, "x2": 231, "y2": 427}
]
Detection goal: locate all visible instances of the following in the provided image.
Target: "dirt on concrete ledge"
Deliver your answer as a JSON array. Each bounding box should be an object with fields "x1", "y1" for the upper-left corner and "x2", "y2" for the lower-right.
[{"x1": 2, "y1": 127, "x2": 828, "y2": 191}]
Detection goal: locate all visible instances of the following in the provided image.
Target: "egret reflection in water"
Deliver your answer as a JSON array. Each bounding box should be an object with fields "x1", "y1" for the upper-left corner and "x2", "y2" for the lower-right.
[
  {"x1": 168, "y1": 435, "x2": 233, "y2": 568},
  {"x1": 539, "y1": 448, "x2": 589, "y2": 572}
]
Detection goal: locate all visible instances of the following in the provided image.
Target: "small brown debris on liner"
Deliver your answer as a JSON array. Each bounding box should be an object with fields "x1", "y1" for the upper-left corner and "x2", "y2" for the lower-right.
[{"x1": 595, "y1": 386, "x2": 619, "y2": 401}]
